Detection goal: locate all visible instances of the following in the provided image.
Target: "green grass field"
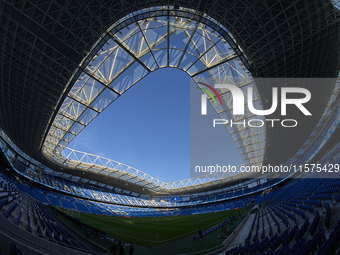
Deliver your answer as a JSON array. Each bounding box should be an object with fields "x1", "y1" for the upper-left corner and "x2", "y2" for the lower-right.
[
  {"x1": 54, "y1": 207, "x2": 250, "y2": 255},
  {"x1": 80, "y1": 210, "x2": 236, "y2": 246}
]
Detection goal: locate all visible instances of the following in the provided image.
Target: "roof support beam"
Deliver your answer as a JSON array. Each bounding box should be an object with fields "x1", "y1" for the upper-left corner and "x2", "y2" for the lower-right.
[
  {"x1": 109, "y1": 34, "x2": 152, "y2": 73},
  {"x1": 191, "y1": 54, "x2": 238, "y2": 77}
]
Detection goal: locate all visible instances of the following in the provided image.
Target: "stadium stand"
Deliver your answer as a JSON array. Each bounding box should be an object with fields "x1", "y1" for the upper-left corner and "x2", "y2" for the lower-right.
[
  {"x1": 1, "y1": 1, "x2": 340, "y2": 254},
  {"x1": 0, "y1": 171, "x2": 106, "y2": 254},
  {"x1": 2, "y1": 148, "x2": 340, "y2": 255},
  {"x1": 1, "y1": 132, "x2": 340, "y2": 255},
  {"x1": 222, "y1": 171, "x2": 340, "y2": 255},
  {"x1": 12, "y1": 163, "x2": 281, "y2": 208}
]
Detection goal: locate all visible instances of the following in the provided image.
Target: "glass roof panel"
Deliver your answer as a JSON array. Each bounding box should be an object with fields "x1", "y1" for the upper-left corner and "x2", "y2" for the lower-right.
[
  {"x1": 88, "y1": 43, "x2": 118, "y2": 70},
  {"x1": 153, "y1": 49, "x2": 168, "y2": 67},
  {"x1": 200, "y1": 45, "x2": 220, "y2": 66},
  {"x1": 60, "y1": 97, "x2": 85, "y2": 119},
  {"x1": 214, "y1": 40, "x2": 236, "y2": 58},
  {"x1": 139, "y1": 52, "x2": 158, "y2": 71},
  {"x1": 169, "y1": 49, "x2": 183, "y2": 67},
  {"x1": 46, "y1": 135, "x2": 59, "y2": 145},
  {"x1": 169, "y1": 17, "x2": 194, "y2": 49},
  {"x1": 123, "y1": 29, "x2": 146, "y2": 56},
  {"x1": 186, "y1": 59, "x2": 206, "y2": 75},
  {"x1": 52, "y1": 114, "x2": 73, "y2": 130},
  {"x1": 49, "y1": 126, "x2": 66, "y2": 139},
  {"x1": 178, "y1": 52, "x2": 198, "y2": 70},
  {"x1": 143, "y1": 20, "x2": 168, "y2": 50},
  {"x1": 59, "y1": 140, "x2": 68, "y2": 147},
  {"x1": 78, "y1": 108, "x2": 98, "y2": 126},
  {"x1": 69, "y1": 77, "x2": 104, "y2": 105},
  {"x1": 63, "y1": 132, "x2": 75, "y2": 143},
  {"x1": 69, "y1": 122, "x2": 85, "y2": 136},
  {"x1": 88, "y1": 47, "x2": 134, "y2": 84},
  {"x1": 90, "y1": 88, "x2": 118, "y2": 112},
  {"x1": 115, "y1": 22, "x2": 139, "y2": 41},
  {"x1": 110, "y1": 62, "x2": 149, "y2": 93}
]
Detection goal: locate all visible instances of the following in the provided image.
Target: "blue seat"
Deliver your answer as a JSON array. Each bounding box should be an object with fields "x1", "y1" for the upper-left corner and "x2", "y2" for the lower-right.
[
  {"x1": 306, "y1": 239, "x2": 315, "y2": 254},
  {"x1": 296, "y1": 246, "x2": 307, "y2": 255},
  {"x1": 16, "y1": 211, "x2": 22, "y2": 225},
  {"x1": 0, "y1": 199, "x2": 7, "y2": 208},
  {"x1": 3, "y1": 202, "x2": 18, "y2": 218}
]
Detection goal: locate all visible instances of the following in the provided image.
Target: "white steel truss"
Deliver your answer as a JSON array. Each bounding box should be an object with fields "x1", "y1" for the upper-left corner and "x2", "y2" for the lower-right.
[
  {"x1": 42, "y1": 6, "x2": 266, "y2": 187},
  {"x1": 56, "y1": 147, "x2": 254, "y2": 192}
]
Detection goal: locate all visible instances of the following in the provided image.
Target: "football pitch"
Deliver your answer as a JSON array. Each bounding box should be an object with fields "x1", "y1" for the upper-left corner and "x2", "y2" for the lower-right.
[
  {"x1": 53, "y1": 207, "x2": 250, "y2": 254},
  {"x1": 78, "y1": 209, "x2": 243, "y2": 247}
]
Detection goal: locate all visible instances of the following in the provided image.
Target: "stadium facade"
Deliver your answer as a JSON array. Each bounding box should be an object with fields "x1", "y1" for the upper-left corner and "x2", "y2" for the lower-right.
[{"x1": 1, "y1": 0, "x2": 340, "y2": 254}]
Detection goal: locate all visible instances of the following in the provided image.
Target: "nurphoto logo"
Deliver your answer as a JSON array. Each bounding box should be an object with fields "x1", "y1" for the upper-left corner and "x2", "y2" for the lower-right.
[{"x1": 200, "y1": 83, "x2": 312, "y2": 128}]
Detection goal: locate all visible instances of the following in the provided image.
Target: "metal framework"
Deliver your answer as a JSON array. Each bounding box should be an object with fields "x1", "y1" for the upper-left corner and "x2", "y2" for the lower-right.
[
  {"x1": 45, "y1": 74, "x2": 340, "y2": 192},
  {"x1": 47, "y1": 147, "x2": 260, "y2": 192},
  {"x1": 1, "y1": 129, "x2": 264, "y2": 193},
  {"x1": 42, "y1": 6, "x2": 265, "y2": 173}
]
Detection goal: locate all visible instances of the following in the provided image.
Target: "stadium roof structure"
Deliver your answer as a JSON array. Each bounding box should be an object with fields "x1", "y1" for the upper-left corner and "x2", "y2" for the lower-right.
[{"x1": 1, "y1": 0, "x2": 340, "y2": 195}]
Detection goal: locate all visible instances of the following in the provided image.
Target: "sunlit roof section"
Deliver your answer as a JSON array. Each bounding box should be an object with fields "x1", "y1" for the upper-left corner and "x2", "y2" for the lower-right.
[
  {"x1": 42, "y1": 6, "x2": 264, "y2": 178},
  {"x1": 54, "y1": 147, "x2": 259, "y2": 192}
]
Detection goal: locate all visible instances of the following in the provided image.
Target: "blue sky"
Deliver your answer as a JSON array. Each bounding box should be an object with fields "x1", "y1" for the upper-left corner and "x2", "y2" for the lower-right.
[{"x1": 68, "y1": 68, "x2": 243, "y2": 182}]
